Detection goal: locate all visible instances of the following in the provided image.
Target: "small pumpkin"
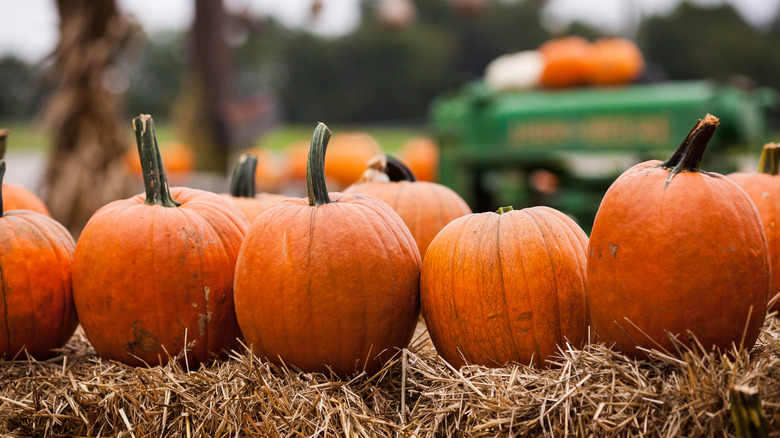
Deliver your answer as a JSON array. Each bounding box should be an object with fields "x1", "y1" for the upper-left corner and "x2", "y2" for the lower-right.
[
  {"x1": 345, "y1": 155, "x2": 471, "y2": 257},
  {"x1": 421, "y1": 206, "x2": 589, "y2": 368},
  {"x1": 397, "y1": 136, "x2": 440, "y2": 182},
  {"x1": 73, "y1": 115, "x2": 249, "y2": 366},
  {"x1": 585, "y1": 37, "x2": 644, "y2": 85},
  {"x1": 538, "y1": 36, "x2": 592, "y2": 88},
  {"x1": 588, "y1": 115, "x2": 769, "y2": 358},
  {"x1": 243, "y1": 146, "x2": 284, "y2": 192},
  {"x1": 0, "y1": 160, "x2": 77, "y2": 359},
  {"x1": 323, "y1": 131, "x2": 382, "y2": 188},
  {"x1": 727, "y1": 142, "x2": 780, "y2": 311},
  {"x1": 0, "y1": 130, "x2": 51, "y2": 217},
  {"x1": 222, "y1": 153, "x2": 288, "y2": 223},
  {"x1": 234, "y1": 123, "x2": 421, "y2": 377}
]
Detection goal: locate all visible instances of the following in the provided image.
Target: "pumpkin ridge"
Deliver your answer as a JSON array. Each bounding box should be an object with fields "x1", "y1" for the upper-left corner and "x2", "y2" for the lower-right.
[
  {"x1": 530, "y1": 207, "x2": 587, "y2": 338},
  {"x1": 523, "y1": 208, "x2": 565, "y2": 353},
  {"x1": 13, "y1": 214, "x2": 75, "y2": 343},
  {"x1": 495, "y1": 212, "x2": 524, "y2": 364},
  {"x1": 511, "y1": 212, "x2": 543, "y2": 366}
]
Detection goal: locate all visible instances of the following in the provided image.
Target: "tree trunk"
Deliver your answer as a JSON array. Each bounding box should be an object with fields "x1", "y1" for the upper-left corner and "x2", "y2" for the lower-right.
[
  {"x1": 41, "y1": 0, "x2": 138, "y2": 236},
  {"x1": 172, "y1": 0, "x2": 232, "y2": 173}
]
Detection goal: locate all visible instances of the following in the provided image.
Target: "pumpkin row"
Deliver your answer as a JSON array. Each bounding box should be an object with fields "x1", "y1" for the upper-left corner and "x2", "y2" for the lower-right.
[{"x1": 0, "y1": 114, "x2": 775, "y2": 377}]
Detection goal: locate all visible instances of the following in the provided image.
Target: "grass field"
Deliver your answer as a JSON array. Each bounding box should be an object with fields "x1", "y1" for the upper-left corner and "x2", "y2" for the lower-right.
[{"x1": 0, "y1": 119, "x2": 430, "y2": 154}]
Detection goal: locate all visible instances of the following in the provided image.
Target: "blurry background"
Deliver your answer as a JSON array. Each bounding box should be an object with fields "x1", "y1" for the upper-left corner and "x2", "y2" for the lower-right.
[{"x1": 2, "y1": 0, "x2": 780, "y2": 232}]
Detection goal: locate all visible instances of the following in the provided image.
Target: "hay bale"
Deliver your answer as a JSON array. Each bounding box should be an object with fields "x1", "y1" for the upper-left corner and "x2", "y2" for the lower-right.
[{"x1": 1, "y1": 317, "x2": 779, "y2": 437}]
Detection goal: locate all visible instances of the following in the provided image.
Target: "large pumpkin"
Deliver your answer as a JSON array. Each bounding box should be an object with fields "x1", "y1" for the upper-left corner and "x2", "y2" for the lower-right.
[
  {"x1": 728, "y1": 142, "x2": 780, "y2": 311},
  {"x1": 588, "y1": 115, "x2": 769, "y2": 358},
  {"x1": 0, "y1": 130, "x2": 51, "y2": 216},
  {"x1": 0, "y1": 160, "x2": 77, "y2": 359},
  {"x1": 73, "y1": 115, "x2": 249, "y2": 366},
  {"x1": 234, "y1": 123, "x2": 421, "y2": 377},
  {"x1": 222, "y1": 153, "x2": 287, "y2": 223},
  {"x1": 421, "y1": 206, "x2": 589, "y2": 368},
  {"x1": 345, "y1": 155, "x2": 471, "y2": 258}
]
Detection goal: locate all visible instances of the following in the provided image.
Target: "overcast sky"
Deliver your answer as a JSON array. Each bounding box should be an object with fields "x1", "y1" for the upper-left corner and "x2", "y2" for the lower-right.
[{"x1": 2, "y1": 0, "x2": 779, "y2": 63}]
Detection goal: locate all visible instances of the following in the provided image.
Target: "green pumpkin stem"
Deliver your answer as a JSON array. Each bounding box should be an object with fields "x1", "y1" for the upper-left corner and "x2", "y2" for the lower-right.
[
  {"x1": 661, "y1": 114, "x2": 719, "y2": 178},
  {"x1": 0, "y1": 129, "x2": 8, "y2": 160},
  {"x1": 496, "y1": 206, "x2": 513, "y2": 214},
  {"x1": 0, "y1": 160, "x2": 5, "y2": 217},
  {"x1": 230, "y1": 153, "x2": 258, "y2": 198},
  {"x1": 307, "y1": 122, "x2": 333, "y2": 207},
  {"x1": 757, "y1": 143, "x2": 780, "y2": 176},
  {"x1": 385, "y1": 155, "x2": 418, "y2": 182},
  {"x1": 133, "y1": 114, "x2": 181, "y2": 208}
]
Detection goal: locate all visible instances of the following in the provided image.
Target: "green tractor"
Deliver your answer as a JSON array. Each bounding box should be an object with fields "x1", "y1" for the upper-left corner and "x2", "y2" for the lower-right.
[{"x1": 429, "y1": 79, "x2": 778, "y2": 232}]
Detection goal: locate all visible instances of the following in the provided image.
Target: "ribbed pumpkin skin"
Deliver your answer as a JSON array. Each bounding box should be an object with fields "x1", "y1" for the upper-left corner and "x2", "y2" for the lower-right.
[
  {"x1": 73, "y1": 188, "x2": 249, "y2": 366},
  {"x1": 234, "y1": 193, "x2": 421, "y2": 377},
  {"x1": 345, "y1": 181, "x2": 471, "y2": 257},
  {"x1": 726, "y1": 171, "x2": 780, "y2": 310},
  {"x1": 421, "y1": 206, "x2": 588, "y2": 368},
  {"x1": 3, "y1": 183, "x2": 51, "y2": 217},
  {"x1": 588, "y1": 161, "x2": 769, "y2": 357},
  {"x1": 0, "y1": 210, "x2": 77, "y2": 359}
]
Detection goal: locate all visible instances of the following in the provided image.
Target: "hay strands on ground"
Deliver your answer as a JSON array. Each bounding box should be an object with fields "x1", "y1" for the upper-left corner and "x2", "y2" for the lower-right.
[{"x1": 2, "y1": 317, "x2": 780, "y2": 437}]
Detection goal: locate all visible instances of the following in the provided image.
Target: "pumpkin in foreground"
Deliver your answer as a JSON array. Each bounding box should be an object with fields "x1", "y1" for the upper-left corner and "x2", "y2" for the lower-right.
[
  {"x1": 728, "y1": 143, "x2": 780, "y2": 311},
  {"x1": 0, "y1": 160, "x2": 77, "y2": 359},
  {"x1": 421, "y1": 206, "x2": 589, "y2": 368},
  {"x1": 234, "y1": 123, "x2": 421, "y2": 377},
  {"x1": 222, "y1": 153, "x2": 287, "y2": 223},
  {"x1": 588, "y1": 115, "x2": 769, "y2": 358},
  {"x1": 345, "y1": 155, "x2": 471, "y2": 258},
  {"x1": 73, "y1": 115, "x2": 249, "y2": 366}
]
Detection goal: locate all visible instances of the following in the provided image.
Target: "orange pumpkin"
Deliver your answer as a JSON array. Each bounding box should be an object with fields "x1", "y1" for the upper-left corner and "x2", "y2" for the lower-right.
[
  {"x1": 398, "y1": 136, "x2": 439, "y2": 182},
  {"x1": 243, "y1": 146, "x2": 284, "y2": 192},
  {"x1": 234, "y1": 123, "x2": 421, "y2": 377},
  {"x1": 73, "y1": 115, "x2": 249, "y2": 366},
  {"x1": 222, "y1": 153, "x2": 288, "y2": 223},
  {"x1": 588, "y1": 115, "x2": 769, "y2": 358},
  {"x1": 281, "y1": 140, "x2": 311, "y2": 183},
  {"x1": 585, "y1": 37, "x2": 644, "y2": 85},
  {"x1": 728, "y1": 142, "x2": 780, "y2": 311},
  {"x1": 0, "y1": 130, "x2": 51, "y2": 216},
  {"x1": 345, "y1": 155, "x2": 471, "y2": 257},
  {"x1": 0, "y1": 160, "x2": 77, "y2": 359},
  {"x1": 538, "y1": 36, "x2": 592, "y2": 88},
  {"x1": 421, "y1": 206, "x2": 589, "y2": 368},
  {"x1": 323, "y1": 132, "x2": 382, "y2": 188}
]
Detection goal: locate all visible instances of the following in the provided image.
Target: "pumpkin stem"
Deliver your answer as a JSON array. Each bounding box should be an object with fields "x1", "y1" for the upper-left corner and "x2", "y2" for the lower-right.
[
  {"x1": 133, "y1": 114, "x2": 181, "y2": 208},
  {"x1": 661, "y1": 114, "x2": 719, "y2": 179},
  {"x1": 385, "y1": 155, "x2": 418, "y2": 182},
  {"x1": 496, "y1": 206, "x2": 513, "y2": 214},
  {"x1": 0, "y1": 160, "x2": 5, "y2": 217},
  {"x1": 757, "y1": 143, "x2": 780, "y2": 176},
  {"x1": 0, "y1": 129, "x2": 8, "y2": 160},
  {"x1": 307, "y1": 122, "x2": 333, "y2": 207},
  {"x1": 230, "y1": 153, "x2": 258, "y2": 198}
]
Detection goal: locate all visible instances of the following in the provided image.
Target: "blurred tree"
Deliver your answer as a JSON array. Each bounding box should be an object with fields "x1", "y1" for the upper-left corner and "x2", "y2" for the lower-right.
[
  {"x1": 0, "y1": 56, "x2": 41, "y2": 119},
  {"x1": 40, "y1": 0, "x2": 139, "y2": 234},
  {"x1": 171, "y1": 0, "x2": 233, "y2": 173},
  {"x1": 640, "y1": 1, "x2": 780, "y2": 91}
]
